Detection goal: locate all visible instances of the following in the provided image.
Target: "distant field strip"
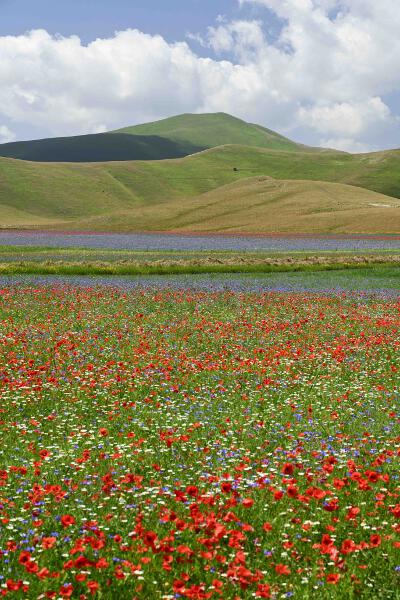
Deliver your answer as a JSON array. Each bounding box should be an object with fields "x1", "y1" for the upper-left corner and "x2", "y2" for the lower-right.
[{"x1": 0, "y1": 251, "x2": 399, "y2": 276}]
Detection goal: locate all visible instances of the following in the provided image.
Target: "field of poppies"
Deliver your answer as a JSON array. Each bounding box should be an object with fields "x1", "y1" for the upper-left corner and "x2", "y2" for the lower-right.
[{"x1": 0, "y1": 286, "x2": 399, "y2": 599}]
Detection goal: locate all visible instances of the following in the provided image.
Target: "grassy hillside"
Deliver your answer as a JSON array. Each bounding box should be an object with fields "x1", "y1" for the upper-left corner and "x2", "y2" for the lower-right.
[
  {"x1": 1, "y1": 144, "x2": 400, "y2": 233},
  {"x1": 186, "y1": 145, "x2": 400, "y2": 199},
  {"x1": 0, "y1": 133, "x2": 204, "y2": 163},
  {"x1": 115, "y1": 112, "x2": 303, "y2": 152}
]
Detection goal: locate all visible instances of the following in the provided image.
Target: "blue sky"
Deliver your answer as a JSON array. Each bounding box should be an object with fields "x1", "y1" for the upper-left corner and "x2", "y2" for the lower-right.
[
  {"x1": 0, "y1": 0, "x2": 266, "y2": 44},
  {"x1": 0, "y1": 0, "x2": 399, "y2": 152}
]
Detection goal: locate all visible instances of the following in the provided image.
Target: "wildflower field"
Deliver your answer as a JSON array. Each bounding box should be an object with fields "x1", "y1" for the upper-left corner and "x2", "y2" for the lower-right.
[{"x1": 0, "y1": 287, "x2": 399, "y2": 599}]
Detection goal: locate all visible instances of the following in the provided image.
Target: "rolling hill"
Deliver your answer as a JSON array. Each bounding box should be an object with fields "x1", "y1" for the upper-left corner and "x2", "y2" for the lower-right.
[
  {"x1": 0, "y1": 143, "x2": 400, "y2": 233},
  {"x1": 66, "y1": 177, "x2": 400, "y2": 234},
  {"x1": 0, "y1": 113, "x2": 305, "y2": 163}
]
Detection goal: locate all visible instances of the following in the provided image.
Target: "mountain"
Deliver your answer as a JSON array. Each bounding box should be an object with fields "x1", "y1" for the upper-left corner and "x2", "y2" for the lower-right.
[
  {"x1": 114, "y1": 112, "x2": 303, "y2": 153},
  {"x1": 0, "y1": 113, "x2": 305, "y2": 163},
  {"x1": 1, "y1": 144, "x2": 399, "y2": 233}
]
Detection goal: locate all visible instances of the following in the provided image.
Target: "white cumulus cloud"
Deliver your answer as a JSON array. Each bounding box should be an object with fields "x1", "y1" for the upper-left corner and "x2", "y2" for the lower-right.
[
  {"x1": 0, "y1": 125, "x2": 16, "y2": 144},
  {"x1": 321, "y1": 138, "x2": 374, "y2": 154},
  {"x1": 0, "y1": 0, "x2": 399, "y2": 151},
  {"x1": 297, "y1": 98, "x2": 391, "y2": 137}
]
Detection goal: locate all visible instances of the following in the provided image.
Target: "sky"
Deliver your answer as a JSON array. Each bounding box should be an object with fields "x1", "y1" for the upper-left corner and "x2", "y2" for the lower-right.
[{"x1": 0, "y1": 0, "x2": 399, "y2": 152}]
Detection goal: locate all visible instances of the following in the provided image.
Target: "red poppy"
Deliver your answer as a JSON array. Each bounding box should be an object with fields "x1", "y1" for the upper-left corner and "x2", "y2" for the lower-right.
[
  {"x1": 221, "y1": 481, "x2": 232, "y2": 493},
  {"x1": 346, "y1": 506, "x2": 360, "y2": 520},
  {"x1": 144, "y1": 531, "x2": 157, "y2": 546},
  {"x1": 240, "y1": 496, "x2": 253, "y2": 508},
  {"x1": 186, "y1": 485, "x2": 199, "y2": 497},
  {"x1": 18, "y1": 551, "x2": 31, "y2": 565},
  {"x1": 87, "y1": 581, "x2": 100, "y2": 595},
  {"x1": 61, "y1": 514, "x2": 76, "y2": 528},
  {"x1": 282, "y1": 463, "x2": 294, "y2": 475},
  {"x1": 341, "y1": 539, "x2": 356, "y2": 554},
  {"x1": 370, "y1": 534, "x2": 381, "y2": 547},
  {"x1": 275, "y1": 564, "x2": 291, "y2": 575},
  {"x1": 256, "y1": 583, "x2": 271, "y2": 597},
  {"x1": 60, "y1": 584, "x2": 74, "y2": 597},
  {"x1": 326, "y1": 573, "x2": 340, "y2": 584}
]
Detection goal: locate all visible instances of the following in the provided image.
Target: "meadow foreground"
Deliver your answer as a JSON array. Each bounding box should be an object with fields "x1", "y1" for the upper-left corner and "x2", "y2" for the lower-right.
[{"x1": 0, "y1": 288, "x2": 399, "y2": 599}]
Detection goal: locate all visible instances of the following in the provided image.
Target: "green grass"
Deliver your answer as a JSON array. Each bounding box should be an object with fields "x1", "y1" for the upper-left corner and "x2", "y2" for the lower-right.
[
  {"x1": 0, "y1": 246, "x2": 399, "y2": 262},
  {"x1": 0, "y1": 264, "x2": 398, "y2": 277}
]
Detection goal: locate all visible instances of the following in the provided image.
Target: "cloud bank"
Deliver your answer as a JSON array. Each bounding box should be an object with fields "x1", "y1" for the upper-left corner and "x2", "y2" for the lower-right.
[{"x1": 0, "y1": 0, "x2": 399, "y2": 151}]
